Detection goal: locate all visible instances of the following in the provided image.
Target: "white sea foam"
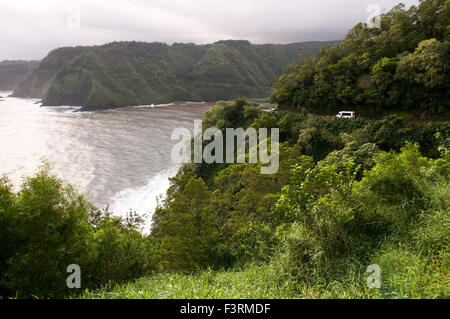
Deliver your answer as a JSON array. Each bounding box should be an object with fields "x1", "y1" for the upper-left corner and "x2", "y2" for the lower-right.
[
  {"x1": 41, "y1": 105, "x2": 82, "y2": 112},
  {"x1": 133, "y1": 103, "x2": 173, "y2": 108},
  {"x1": 132, "y1": 101, "x2": 206, "y2": 108},
  {"x1": 108, "y1": 166, "x2": 179, "y2": 233}
]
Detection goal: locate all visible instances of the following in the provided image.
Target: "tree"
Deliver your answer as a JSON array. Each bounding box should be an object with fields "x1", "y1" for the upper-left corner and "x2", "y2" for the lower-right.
[
  {"x1": 271, "y1": 0, "x2": 449, "y2": 113},
  {"x1": 154, "y1": 177, "x2": 217, "y2": 271},
  {"x1": 395, "y1": 39, "x2": 449, "y2": 111},
  {"x1": 3, "y1": 162, "x2": 94, "y2": 298}
]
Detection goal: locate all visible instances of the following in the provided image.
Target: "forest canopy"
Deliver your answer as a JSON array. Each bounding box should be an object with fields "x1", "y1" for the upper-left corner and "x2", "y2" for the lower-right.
[{"x1": 271, "y1": 0, "x2": 450, "y2": 114}]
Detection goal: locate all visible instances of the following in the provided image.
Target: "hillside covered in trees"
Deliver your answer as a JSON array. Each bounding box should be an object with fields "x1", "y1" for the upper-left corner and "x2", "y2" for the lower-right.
[
  {"x1": 1, "y1": 98, "x2": 448, "y2": 298},
  {"x1": 12, "y1": 40, "x2": 334, "y2": 110},
  {"x1": 271, "y1": 0, "x2": 449, "y2": 114},
  {"x1": 0, "y1": 60, "x2": 39, "y2": 90},
  {"x1": 0, "y1": 0, "x2": 448, "y2": 299}
]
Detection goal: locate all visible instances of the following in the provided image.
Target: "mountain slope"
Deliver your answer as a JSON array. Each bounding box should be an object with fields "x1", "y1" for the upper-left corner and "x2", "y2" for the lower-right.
[
  {"x1": 0, "y1": 60, "x2": 40, "y2": 90},
  {"x1": 271, "y1": 0, "x2": 449, "y2": 113},
  {"x1": 13, "y1": 40, "x2": 335, "y2": 110}
]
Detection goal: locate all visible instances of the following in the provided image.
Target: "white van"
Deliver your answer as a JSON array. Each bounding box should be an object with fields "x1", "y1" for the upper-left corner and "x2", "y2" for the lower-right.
[{"x1": 336, "y1": 111, "x2": 355, "y2": 119}]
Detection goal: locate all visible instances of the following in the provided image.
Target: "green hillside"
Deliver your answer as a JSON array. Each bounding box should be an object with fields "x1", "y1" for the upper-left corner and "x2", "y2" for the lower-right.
[
  {"x1": 1, "y1": 99, "x2": 448, "y2": 299},
  {"x1": 271, "y1": 0, "x2": 449, "y2": 114},
  {"x1": 13, "y1": 40, "x2": 334, "y2": 110},
  {"x1": 1, "y1": 0, "x2": 448, "y2": 300},
  {"x1": 0, "y1": 60, "x2": 39, "y2": 90}
]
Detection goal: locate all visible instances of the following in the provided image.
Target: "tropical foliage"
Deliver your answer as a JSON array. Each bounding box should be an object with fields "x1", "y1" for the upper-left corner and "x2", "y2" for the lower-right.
[
  {"x1": 84, "y1": 100, "x2": 448, "y2": 299},
  {"x1": 1, "y1": 0, "x2": 448, "y2": 299},
  {"x1": 0, "y1": 162, "x2": 156, "y2": 298},
  {"x1": 0, "y1": 98, "x2": 448, "y2": 298}
]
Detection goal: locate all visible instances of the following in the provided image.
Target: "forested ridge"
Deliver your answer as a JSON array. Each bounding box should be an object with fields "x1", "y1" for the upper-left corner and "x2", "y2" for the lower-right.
[
  {"x1": 12, "y1": 40, "x2": 334, "y2": 110},
  {"x1": 271, "y1": 0, "x2": 449, "y2": 114}
]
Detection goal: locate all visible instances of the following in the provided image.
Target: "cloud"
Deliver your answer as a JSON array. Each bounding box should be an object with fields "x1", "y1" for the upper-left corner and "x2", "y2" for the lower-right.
[{"x1": 0, "y1": 0, "x2": 419, "y2": 60}]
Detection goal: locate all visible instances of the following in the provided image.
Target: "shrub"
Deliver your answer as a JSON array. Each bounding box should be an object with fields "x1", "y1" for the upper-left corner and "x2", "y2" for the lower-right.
[
  {"x1": 0, "y1": 163, "x2": 157, "y2": 298},
  {"x1": 2, "y1": 162, "x2": 93, "y2": 298}
]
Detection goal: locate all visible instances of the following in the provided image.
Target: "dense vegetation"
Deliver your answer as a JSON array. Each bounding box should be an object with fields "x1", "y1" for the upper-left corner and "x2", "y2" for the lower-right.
[
  {"x1": 0, "y1": 161, "x2": 157, "y2": 298},
  {"x1": 12, "y1": 41, "x2": 334, "y2": 110},
  {"x1": 1, "y1": 0, "x2": 448, "y2": 299},
  {"x1": 0, "y1": 60, "x2": 39, "y2": 90},
  {"x1": 1, "y1": 99, "x2": 448, "y2": 298},
  {"x1": 139, "y1": 100, "x2": 449, "y2": 298},
  {"x1": 271, "y1": 0, "x2": 450, "y2": 114}
]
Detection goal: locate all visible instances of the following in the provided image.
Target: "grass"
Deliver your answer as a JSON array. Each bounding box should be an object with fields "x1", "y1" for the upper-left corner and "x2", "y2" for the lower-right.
[
  {"x1": 79, "y1": 262, "x2": 379, "y2": 299},
  {"x1": 80, "y1": 266, "x2": 291, "y2": 299},
  {"x1": 79, "y1": 245, "x2": 448, "y2": 299},
  {"x1": 79, "y1": 205, "x2": 449, "y2": 299}
]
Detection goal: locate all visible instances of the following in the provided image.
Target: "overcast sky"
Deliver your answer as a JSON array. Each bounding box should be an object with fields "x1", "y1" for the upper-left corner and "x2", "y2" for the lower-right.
[{"x1": 0, "y1": 0, "x2": 419, "y2": 61}]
